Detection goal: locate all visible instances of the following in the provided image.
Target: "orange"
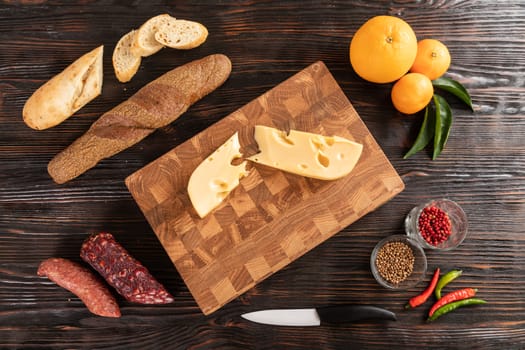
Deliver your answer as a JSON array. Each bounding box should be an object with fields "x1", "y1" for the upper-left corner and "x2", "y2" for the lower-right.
[
  {"x1": 391, "y1": 73, "x2": 434, "y2": 114},
  {"x1": 410, "y1": 39, "x2": 451, "y2": 80},
  {"x1": 350, "y1": 16, "x2": 418, "y2": 83}
]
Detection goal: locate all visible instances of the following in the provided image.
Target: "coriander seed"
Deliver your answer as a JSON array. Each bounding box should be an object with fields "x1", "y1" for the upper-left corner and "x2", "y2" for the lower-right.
[{"x1": 375, "y1": 241, "x2": 415, "y2": 285}]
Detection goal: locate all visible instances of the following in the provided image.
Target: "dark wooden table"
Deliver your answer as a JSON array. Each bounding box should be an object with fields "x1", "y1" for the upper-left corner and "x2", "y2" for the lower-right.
[{"x1": 1, "y1": 1, "x2": 524, "y2": 349}]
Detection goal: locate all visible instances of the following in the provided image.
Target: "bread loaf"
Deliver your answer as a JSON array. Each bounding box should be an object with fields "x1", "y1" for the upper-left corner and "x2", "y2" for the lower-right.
[
  {"x1": 23, "y1": 46, "x2": 103, "y2": 130},
  {"x1": 48, "y1": 54, "x2": 232, "y2": 184}
]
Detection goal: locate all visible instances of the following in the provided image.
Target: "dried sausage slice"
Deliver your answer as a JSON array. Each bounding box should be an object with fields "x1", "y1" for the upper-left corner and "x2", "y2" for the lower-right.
[
  {"x1": 80, "y1": 232, "x2": 174, "y2": 304},
  {"x1": 37, "y1": 257, "x2": 121, "y2": 318}
]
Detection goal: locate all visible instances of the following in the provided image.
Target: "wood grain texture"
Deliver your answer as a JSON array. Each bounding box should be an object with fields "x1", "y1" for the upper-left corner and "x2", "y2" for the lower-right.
[
  {"x1": 1, "y1": 0, "x2": 525, "y2": 349},
  {"x1": 126, "y1": 61, "x2": 404, "y2": 315}
]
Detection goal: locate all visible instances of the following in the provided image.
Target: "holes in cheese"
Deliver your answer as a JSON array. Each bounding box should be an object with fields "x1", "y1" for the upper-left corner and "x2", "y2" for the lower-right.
[
  {"x1": 247, "y1": 125, "x2": 363, "y2": 180},
  {"x1": 211, "y1": 179, "x2": 230, "y2": 191},
  {"x1": 311, "y1": 135, "x2": 335, "y2": 149},
  {"x1": 317, "y1": 152, "x2": 330, "y2": 168},
  {"x1": 188, "y1": 132, "x2": 249, "y2": 218},
  {"x1": 273, "y1": 130, "x2": 295, "y2": 146}
]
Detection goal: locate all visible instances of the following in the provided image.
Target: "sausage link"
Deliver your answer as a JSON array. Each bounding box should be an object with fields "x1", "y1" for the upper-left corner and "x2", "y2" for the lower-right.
[
  {"x1": 80, "y1": 232, "x2": 174, "y2": 304},
  {"x1": 37, "y1": 257, "x2": 121, "y2": 318}
]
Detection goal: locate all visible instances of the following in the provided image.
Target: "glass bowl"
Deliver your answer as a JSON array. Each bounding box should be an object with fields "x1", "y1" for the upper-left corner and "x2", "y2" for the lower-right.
[
  {"x1": 370, "y1": 234, "x2": 427, "y2": 290},
  {"x1": 405, "y1": 198, "x2": 468, "y2": 251}
]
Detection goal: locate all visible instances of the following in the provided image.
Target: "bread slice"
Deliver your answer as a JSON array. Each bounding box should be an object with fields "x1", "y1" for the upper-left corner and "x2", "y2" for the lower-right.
[
  {"x1": 154, "y1": 19, "x2": 208, "y2": 50},
  {"x1": 132, "y1": 14, "x2": 173, "y2": 57},
  {"x1": 113, "y1": 30, "x2": 141, "y2": 83},
  {"x1": 23, "y1": 45, "x2": 104, "y2": 130},
  {"x1": 112, "y1": 15, "x2": 207, "y2": 84}
]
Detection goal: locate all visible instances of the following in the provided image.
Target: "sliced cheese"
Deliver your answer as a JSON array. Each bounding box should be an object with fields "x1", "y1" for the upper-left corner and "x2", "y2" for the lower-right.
[
  {"x1": 188, "y1": 132, "x2": 249, "y2": 218},
  {"x1": 247, "y1": 125, "x2": 363, "y2": 180}
]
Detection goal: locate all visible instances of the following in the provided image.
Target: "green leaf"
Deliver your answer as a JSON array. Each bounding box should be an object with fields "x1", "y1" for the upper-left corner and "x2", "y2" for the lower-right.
[
  {"x1": 432, "y1": 77, "x2": 474, "y2": 111},
  {"x1": 432, "y1": 94, "x2": 453, "y2": 160},
  {"x1": 403, "y1": 105, "x2": 435, "y2": 159}
]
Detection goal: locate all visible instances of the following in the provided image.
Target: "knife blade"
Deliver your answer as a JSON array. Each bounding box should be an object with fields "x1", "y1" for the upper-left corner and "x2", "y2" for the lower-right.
[{"x1": 241, "y1": 305, "x2": 397, "y2": 326}]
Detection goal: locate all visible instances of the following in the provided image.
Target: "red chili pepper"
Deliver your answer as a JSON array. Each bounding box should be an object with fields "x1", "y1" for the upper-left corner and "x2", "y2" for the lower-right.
[
  {"x1": 405, "y1": 267, "x2": 440, "y2": 309},
  {"x1": 428, "y1": 287, "x2": 477, "y2": 317}
]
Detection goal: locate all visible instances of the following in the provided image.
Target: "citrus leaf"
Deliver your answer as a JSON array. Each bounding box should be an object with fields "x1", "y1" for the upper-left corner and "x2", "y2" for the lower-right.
[
  {"x1": 432, "y1": 94, "x2": 453, "y2": 160},
  {"x1": 432, "y1": 77, "x2": 473, "y2": 111},
  {"x1": 403, "y1": 105, "x2": 435, "y2": 159}
]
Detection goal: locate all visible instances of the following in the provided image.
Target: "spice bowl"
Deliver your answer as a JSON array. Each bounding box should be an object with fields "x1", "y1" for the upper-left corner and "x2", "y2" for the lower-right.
[
  {"x1": 370, "y1": 234, "x2": 427, "y2": 290},
  {"x1": 405, "y1": 198, "x2": 468, "y2": 251}
]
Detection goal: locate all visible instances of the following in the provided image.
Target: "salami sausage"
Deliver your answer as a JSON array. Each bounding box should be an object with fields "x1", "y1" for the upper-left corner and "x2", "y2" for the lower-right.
[
  {"x1": 37, "y1": 257, "x2": 121, "y2": 318},
  {"x1": 80, "y1": 232, "x2": 174, "y2": 304}
]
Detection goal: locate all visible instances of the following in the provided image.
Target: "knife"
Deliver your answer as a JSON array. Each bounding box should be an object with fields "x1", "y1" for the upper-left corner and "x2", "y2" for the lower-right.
[{"x1": 241, "y1": 305, "x2": 397, "y2": 326}]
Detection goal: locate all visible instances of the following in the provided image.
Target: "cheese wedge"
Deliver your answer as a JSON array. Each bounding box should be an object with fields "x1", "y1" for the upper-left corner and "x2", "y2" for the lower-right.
[
  {"x1": 188, "y1": 132, "x2": 249, "y2": 218},
  {"x1": 247, "y1": 125, "x2": 363, "y2": 180}
]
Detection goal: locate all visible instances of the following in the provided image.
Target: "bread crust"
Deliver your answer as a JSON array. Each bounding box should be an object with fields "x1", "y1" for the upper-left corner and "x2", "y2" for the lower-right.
[
  {"x1": 23, "y1": 46, "x2": 104, "y2": 130},
  {"x1": 48, "y1": 54, "x2": 232, "y2": 184}
]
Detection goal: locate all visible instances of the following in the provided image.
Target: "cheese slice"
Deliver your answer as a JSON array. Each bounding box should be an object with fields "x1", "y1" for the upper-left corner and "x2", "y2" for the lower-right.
[
  {"x1": 247, "y1": 125, "x2": 363, "y2": 180},
  {"x1": 188, "y1": 132, "x2": 249, "y2": 218}
]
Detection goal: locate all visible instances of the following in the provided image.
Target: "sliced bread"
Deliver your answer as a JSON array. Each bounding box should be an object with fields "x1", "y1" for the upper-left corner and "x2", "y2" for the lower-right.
[
  {"x1": 132, "y1": 14, "x2": 173, "y2": 57},
  {"x1": 113, "y1": 30, "x2": 141, "y2": 83},
  {"x1": 155, "y1": 19, "x2": 208, "y2": 50}
]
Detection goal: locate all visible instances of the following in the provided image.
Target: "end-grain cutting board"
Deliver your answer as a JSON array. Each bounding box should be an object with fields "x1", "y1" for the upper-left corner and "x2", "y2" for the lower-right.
[{"x1": 125, "y1": 61, "x2": 405, "y2": 315}]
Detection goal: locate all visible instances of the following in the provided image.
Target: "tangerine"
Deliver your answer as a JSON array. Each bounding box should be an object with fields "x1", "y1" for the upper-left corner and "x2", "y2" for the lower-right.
[
  {"x1": 410, "y1": 39, "x2": 451, "y2": 80},
  {"x1": 391, "y1": 73, "x2": 434, "y2": 114},
  {"x1": 350, "y1": 16, "x2": 418, "y2": 84}
]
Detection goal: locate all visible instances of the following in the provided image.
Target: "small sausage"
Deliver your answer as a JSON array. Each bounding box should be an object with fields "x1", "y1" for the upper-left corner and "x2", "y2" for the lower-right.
[
  {"x1": 37, "y1": 257, "x2": 121, "y2": 318},
  {"x1": 80, "y1": 232, "x2": 174, "y2": 304}
]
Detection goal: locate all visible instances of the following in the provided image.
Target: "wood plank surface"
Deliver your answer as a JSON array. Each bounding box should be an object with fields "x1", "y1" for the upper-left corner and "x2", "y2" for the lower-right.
[
  {"x1": 126, "y1": 61, "x2": 404, "y2": 315},
  {"x1": 1, "y1": 0, "x2": 524, "y2": 349}
]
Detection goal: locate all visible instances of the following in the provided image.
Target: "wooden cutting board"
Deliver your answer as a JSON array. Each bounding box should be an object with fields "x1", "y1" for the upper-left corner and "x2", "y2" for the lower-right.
[{"x1": 125, "y1": 61, "x2": 404, "y2": 315}]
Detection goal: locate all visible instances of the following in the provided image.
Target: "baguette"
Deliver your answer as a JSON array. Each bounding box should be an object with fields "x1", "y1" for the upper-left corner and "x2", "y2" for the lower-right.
[
  {"x1": 23, "y1": 46, "x2": 103, "y2": 130},
  {"x1": 48, "y1": 54, "x2": 232, "y2": 184}
]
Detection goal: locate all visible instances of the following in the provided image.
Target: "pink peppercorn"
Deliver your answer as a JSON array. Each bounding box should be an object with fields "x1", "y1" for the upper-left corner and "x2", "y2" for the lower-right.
[{"x1": 418, "y1": 206, "x2": 452, "y2": 246}]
